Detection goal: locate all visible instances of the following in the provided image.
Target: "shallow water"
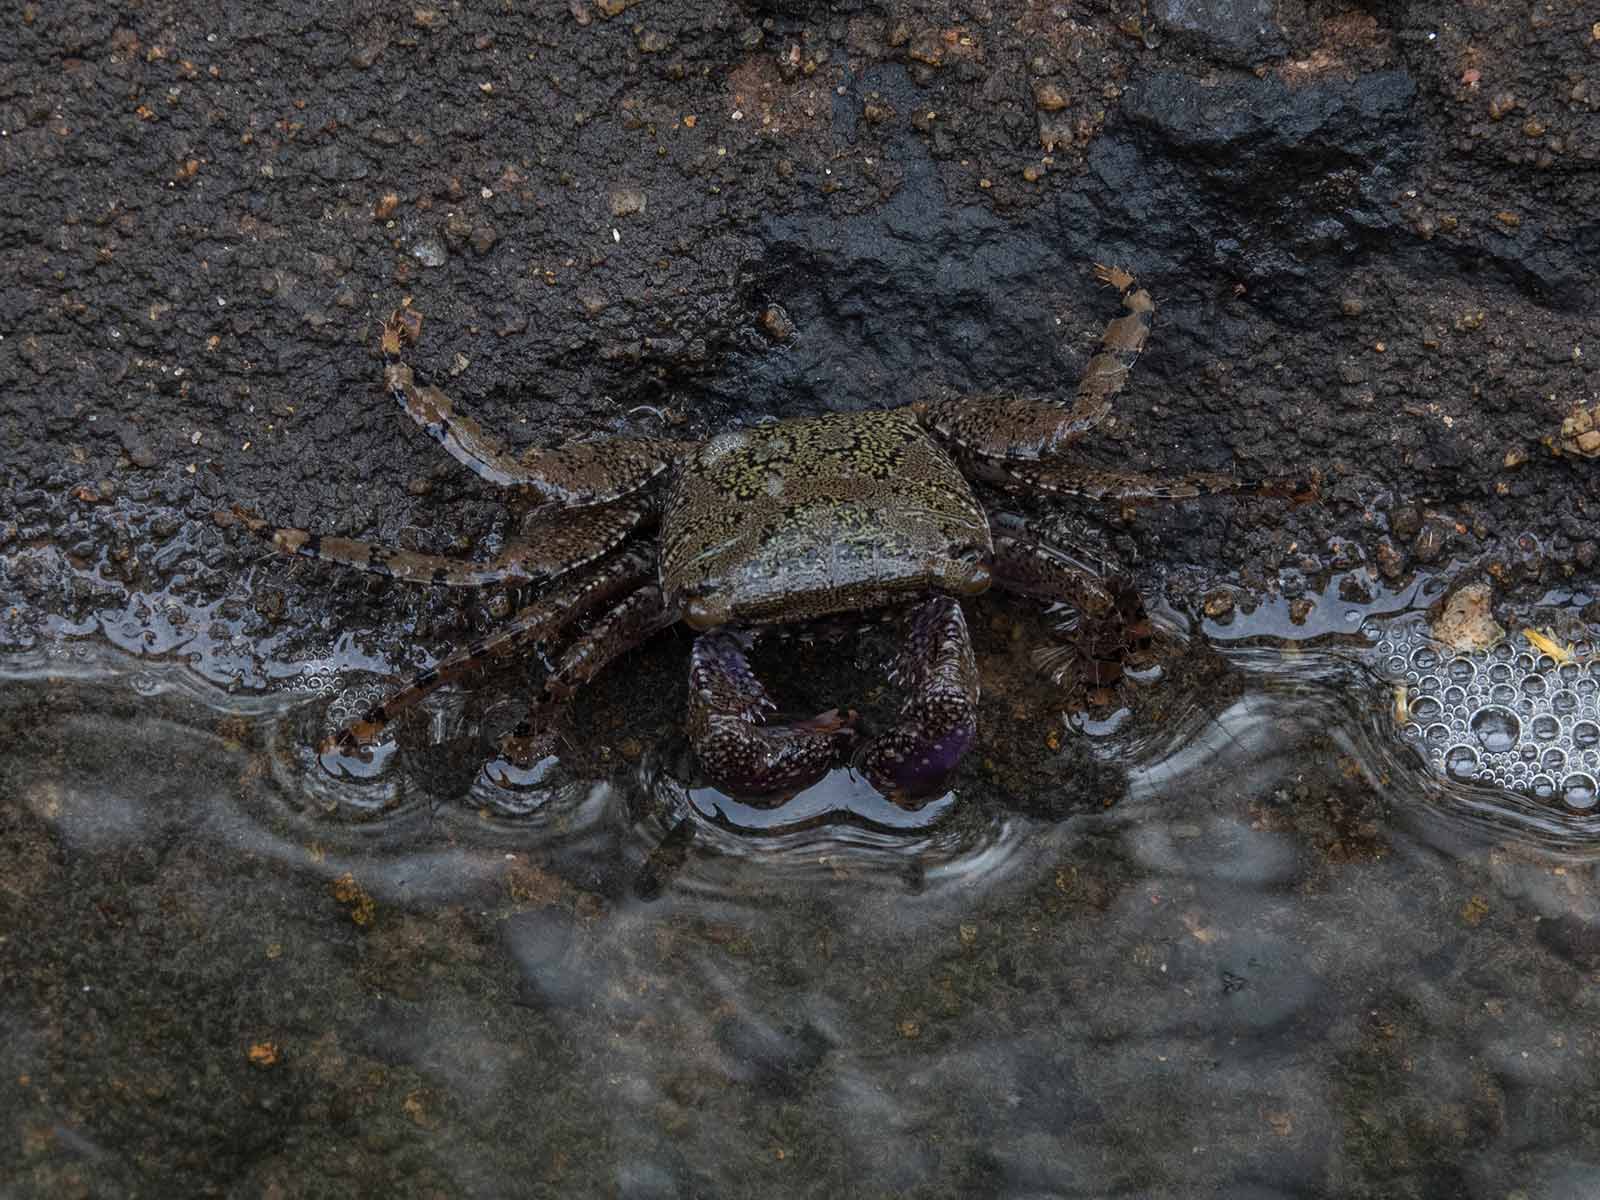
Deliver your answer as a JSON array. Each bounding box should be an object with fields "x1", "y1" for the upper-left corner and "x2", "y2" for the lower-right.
[{"x1": 8, "y1": 576, "x2": 1600, "y2": 1197}]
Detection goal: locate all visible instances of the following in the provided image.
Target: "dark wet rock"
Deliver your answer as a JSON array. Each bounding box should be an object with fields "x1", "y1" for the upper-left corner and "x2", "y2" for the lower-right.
[
  {"x1": 1149, "y1": 0, "x2": 1285, "y2": 68},
  {"x1": 1077, "y1": 68, "x2": 1417, "y2": 309}
]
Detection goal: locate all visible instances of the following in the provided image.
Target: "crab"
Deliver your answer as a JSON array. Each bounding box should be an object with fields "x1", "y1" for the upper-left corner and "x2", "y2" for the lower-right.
[{"x1": 239, "y1": 265, "x2": 1302, "y2": 802}]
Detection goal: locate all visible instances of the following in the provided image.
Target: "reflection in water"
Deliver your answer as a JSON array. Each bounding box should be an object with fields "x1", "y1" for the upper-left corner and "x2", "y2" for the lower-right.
[
  {"x1": 685, "y1": 768, "x2": 957, "y2": 834},
  {"x1": 15, "y1": 615, "x2": 1600, "y2": 867},
  {"x1": 9, "y1": 606, "x2": 1600, "y2": 1195}
]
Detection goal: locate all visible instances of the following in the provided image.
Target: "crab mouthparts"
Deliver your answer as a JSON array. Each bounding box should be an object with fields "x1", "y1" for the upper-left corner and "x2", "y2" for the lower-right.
[{"x1": 683, "y1": 595, "x2": 732, "y2": 631}]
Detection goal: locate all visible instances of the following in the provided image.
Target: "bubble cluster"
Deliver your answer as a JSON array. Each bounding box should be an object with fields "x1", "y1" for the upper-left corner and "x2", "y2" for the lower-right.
[{"x1": 1375, "y1": 618, "x2": 1600, "y2": 811}]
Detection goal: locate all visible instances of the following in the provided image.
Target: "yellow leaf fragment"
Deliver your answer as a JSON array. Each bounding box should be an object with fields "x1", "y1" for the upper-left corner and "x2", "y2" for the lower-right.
[{"x1": 1522, "y1": 627, "x2": 1574, "y2": 664}]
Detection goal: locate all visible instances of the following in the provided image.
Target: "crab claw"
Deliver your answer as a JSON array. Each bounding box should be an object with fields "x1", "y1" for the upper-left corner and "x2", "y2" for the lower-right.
[
  {"x1": 857, "y1": 596, "x2": 980, "y2": 807},
  {"x1": 856, "y1": 708, "x2": 976, "y2": 806},
  {"x1": 686, "y1": 632, "x2": 860, "y2": 801}
]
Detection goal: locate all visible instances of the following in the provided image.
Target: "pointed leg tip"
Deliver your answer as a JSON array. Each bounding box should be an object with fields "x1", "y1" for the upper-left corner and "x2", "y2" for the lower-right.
[
  {"x1": 228, "y1": 504, "x2": 267, "y2": 534},
  {"x1": 1093, "y1": 263, "x2": 1137, "y2": 293},
  {"x1": 380, "y1": 307, "x2": 423, "y2": 357}
]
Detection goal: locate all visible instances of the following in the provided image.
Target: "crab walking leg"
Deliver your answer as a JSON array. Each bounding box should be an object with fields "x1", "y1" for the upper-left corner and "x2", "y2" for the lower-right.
[
  {"x1": 499, "y1": 585, "x2": 681, "y2": 764},
  {"x1": 321, "y1": 546, "x2": 655, "y2": 755},
  {"x1": 857, "y1": 596, "x2": 980, "y2": 804},
  {"x1": 234, "y1": 501, "x2": 650, "y2": 588},
  {"x1": 921, "y1": 263, "x2": 1154, "y2": 462},
  {"x1": 967, "y1": 461, "x2": 1319, "y2": 503},
  {"x1": 381, "y1": 309, "x2": 690, "y2": 506},
  {"x1": 684, "y1": 631, "x2": 858, "y2": 800},
  {"x1": 987, "y1": 511, "x2": 1128, "y2": 614},
  {"x1": 987, "y1": 512, "x2": 1152, "y2": 691}
]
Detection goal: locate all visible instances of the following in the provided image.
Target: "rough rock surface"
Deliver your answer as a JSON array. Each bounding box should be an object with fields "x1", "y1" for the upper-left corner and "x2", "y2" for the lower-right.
[{"x1": 3, "y1": 0, "x2": 1595, "y2": 654}]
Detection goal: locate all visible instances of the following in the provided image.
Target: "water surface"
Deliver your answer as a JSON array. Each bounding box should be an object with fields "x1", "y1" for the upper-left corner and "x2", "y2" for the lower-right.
[{"x1": 8, "y1": 573, "x2": 1600, "y2": 1199}]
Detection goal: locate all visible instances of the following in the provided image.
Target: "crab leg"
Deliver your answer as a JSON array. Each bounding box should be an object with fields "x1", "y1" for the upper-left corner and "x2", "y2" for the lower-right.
[
  {"x1": 921, "y1": 263, "x2": 1154, "y2": 463},
  {"x1": 682, "y1": 631, "x2": 858, "y2": 801},
  {"x1": 919, "y1": 265, "x2": 1315, "y2": 503},
  {"x1": 499, "y1": 584, "x2": 681, "y2": 764},
  {"x1": 966, "y1": 462, "x2": 1317, "y2": 503},
  {"x1": 321, "y1": 545, "x2": 655, "y2": 756},
  {"x1": 234, "y1": 501, "x2": 650, "y2": 588},
  {"x1": 856, "y1": 596, "x2": 980, "y2": 804},
  {"x1": 381, "y1": 309, "x2": 690, "y2": 506},
  {"x1": 988, "y1": 511, "x2": 1126, "y2": 614},
  {"x1": 988, "y1": 512, "x2": 1152, "y2": 695}
]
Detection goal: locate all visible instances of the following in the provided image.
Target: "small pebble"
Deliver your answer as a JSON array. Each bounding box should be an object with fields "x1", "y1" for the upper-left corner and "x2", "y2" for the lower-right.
[
  {"x1": 609, "y1": 187, "x2": 647, "y2": 217},
  {"x1": 1412, "y1": 521, "x2": 1447, "y2": 564},
  {"x1": 1202, "y1": 589, "x2": 1235, "y2": 620},
  {"x1": 1375, "y1": 537, "x2": 1404, "y2": 581},
  {"x1": 411, "y1": 239, "x2": 447, "y2": 268},
  {"x1": 1389, "y1": 502, "x2": 1421, "y2": 541},
  {"x1": 1034, "y1": 83, "x2": 1068, "y2": 111}
]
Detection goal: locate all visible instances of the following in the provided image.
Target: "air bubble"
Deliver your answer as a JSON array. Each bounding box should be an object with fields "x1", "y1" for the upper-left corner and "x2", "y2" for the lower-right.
[
  {"x1": 1465, "y1": 704, "x2": 1516, "y2": 752},
  {"x1": 1444, "y1": 745, "x2": 1479, "y2": 780},
  {"x1": 1369, "y1": 611, "x2": 1600, "y2": 804},
  {"x1": 1562, "y1": 774, "x2": 1598, "y2": 810}
]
